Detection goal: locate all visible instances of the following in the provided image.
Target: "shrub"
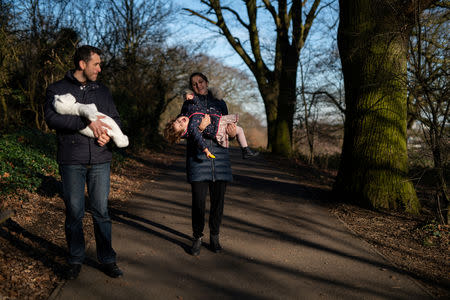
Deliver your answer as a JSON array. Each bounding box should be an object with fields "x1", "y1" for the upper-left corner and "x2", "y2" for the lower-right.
[{"x1": 0, "y1": 129, "x2": 58, "y2": 194}]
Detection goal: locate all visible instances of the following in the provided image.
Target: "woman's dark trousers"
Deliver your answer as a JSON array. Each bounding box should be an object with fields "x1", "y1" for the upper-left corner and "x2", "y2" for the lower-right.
[{"x1": 191, "y1": 181, "x2": 227, "y2": 239}]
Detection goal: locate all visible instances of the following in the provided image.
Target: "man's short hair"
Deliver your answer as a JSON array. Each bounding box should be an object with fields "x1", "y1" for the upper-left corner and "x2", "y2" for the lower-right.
[{"x1": 73, "y1": 45, "x2": 102, "y2": 70}]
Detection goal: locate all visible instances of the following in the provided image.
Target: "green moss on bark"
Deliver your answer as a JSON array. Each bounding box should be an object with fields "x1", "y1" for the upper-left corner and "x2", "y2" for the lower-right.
[{"x1": 335, "y1": 0, "x2": 421, "y2": 214}]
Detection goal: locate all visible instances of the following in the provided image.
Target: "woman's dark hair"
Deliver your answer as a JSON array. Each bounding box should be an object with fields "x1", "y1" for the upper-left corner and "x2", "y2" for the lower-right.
[
  {"x1": 73, "y1": 45, "x2": 102, "y2": 70},
  {"x1": 189, "y1": 72, "x2": 209, "y2": 90}
]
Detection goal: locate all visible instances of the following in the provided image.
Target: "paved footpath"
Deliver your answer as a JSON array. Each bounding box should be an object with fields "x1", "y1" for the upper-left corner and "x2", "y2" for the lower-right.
[{"x1": 50, "y1": 146, "x2": 432, "y2": 300}]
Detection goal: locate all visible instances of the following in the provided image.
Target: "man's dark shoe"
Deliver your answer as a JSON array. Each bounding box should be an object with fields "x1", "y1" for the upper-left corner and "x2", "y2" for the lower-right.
[
  {"x1": 210, "y1": 234, "x2": 223, "y2": 253},
  {"x1": 102, "y1": 262, "x2": 123, "y2": 278},
  {"x1": 190, "y1": 237, "x2": 202, "y2": 256},
  {"x1": 66, "y1": 263, "x2": 81, "y2": 280},
  {"x1": 242, "y1": 147, "x2": 259, "y2": 159}
]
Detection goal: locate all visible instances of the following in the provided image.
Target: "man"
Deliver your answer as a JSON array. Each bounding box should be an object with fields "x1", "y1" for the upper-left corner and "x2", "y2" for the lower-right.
[{"x1": 44, "y1": 45, "x2": 123, "y2": 279}]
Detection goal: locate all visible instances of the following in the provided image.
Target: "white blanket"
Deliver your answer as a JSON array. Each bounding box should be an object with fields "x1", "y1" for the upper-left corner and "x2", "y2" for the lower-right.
[{"x1": 53, "y1": 93, "x2": 129, "y2": 148}]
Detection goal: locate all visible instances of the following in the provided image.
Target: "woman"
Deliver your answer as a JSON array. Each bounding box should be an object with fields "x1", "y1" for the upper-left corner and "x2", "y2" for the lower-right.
[{"x1": 180, "y1": 72, "x2": 235, "y2": 256}]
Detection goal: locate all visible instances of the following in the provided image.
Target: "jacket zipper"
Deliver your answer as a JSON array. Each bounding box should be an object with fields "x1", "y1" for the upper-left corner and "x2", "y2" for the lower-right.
[
  {"x1": 210, "y1": 139, "x2": 215, "y2": 182},
  {"x1": 80, "y1": 87, "x2": 92, "y2": 165},
  {"x1": 205, "y1": 95, "x2": 215, "y2": 182}
]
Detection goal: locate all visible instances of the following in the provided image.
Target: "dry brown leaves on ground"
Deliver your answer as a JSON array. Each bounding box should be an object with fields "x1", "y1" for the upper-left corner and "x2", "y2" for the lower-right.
[
  {"x1": 332, "y1": 204, "x2": 450, "y2": 299},
  {"x1": 0, "y1": 149, "x2": 175, "y2": 300}
]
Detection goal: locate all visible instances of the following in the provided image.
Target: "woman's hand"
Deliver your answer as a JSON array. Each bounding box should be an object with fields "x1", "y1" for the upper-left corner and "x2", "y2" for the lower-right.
[
  {"x1": 199, "y1": 114, "x2": 211, "y2": 132},
  {"x1": 226, "y1": 123, "x2": 237, "y2": 138}
]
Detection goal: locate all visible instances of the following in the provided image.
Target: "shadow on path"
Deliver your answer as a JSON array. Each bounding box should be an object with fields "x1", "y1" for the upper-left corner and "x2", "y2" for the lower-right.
[
  {"x1": 0, "y1": 220, "x2": 67, "y2": 278},
  {"x1": 110, "y1": 207, "x2": 192, "y2": 254}
]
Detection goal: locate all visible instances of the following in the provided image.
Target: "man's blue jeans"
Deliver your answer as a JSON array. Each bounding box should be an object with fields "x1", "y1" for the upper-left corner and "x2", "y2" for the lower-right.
[{"x1": 59, "y1": 163, "x2": 116, "y2": 265}]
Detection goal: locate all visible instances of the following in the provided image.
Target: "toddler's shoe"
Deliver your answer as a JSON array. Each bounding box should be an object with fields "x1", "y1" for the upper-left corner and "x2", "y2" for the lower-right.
[{"x1": 242, "y1": 147, "x2": 259, "y2": 159}]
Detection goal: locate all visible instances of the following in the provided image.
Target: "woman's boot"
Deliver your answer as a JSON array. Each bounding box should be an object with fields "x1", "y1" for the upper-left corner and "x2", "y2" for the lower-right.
[{"x1": 210, "y1": 234, "x2": 223, "y2": 253}]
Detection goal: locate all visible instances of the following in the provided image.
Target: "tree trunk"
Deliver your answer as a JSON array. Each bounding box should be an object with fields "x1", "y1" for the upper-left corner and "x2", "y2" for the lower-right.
[
  {"x1": 273, "y1": 54, "x2": 298, "y2": 155},
  {"x1": 258, "y1": 85, "x2": 278, "y2": 152},
  {"x1": 334, "y1": 0, "x2": 422, "y2": 213},
  {"x1": 257, "y1": 73, "x2": 295, "y2": 155},
  {"x1": 0, "y1": 94, "x2": 7, "y2": 128},
  {"x1": 432, "y1": 137, "x2": 449, "y2": 224}
]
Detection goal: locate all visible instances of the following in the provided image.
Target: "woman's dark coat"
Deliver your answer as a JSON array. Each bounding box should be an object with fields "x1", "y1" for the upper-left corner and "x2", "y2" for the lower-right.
[{"x1": 180, "y1": 92, "x2": 232, "y2": 183}]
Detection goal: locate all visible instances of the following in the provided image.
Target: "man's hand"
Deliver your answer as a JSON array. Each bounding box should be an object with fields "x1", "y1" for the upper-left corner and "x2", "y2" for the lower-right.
[
  {"x1": 199, "y1": 114, "x2": 211, "y2": 132},
  {"x1": 226, "y1": 123, "x2": 237, "y2": 138},
  {"x1": 88, "y1": 116, "x2": 111, "y2": 138},
  {"x1": 97, "y1": 133, "x2": 111, "y2": 147}
]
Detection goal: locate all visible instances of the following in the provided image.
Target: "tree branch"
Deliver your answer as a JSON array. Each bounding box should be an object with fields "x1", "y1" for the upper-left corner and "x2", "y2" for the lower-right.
[
  {"x1": 205, "y1": 1, "x2": 258, "y2": 72},
  {"x1": 245, "y1": 0, "x2": 270, "y2": 76},
  {"x1": 221, "y1": 6, "x2": 249, "y2": 29},
  {"x1": 308, "y1": 90, "x2": 346, "y2": 113},
  {"x1": 262, "y1": 0, "x2": 281, "y2": 29},
  {"x1": 183, "y1": 8, "x2": 218, "y2": 25},
  {"x1": 299, "y1": 0, "x2": 321, "y2": 49},
  {"x1": 291, "y1": 0, "x2": 303, "y2": 51}
]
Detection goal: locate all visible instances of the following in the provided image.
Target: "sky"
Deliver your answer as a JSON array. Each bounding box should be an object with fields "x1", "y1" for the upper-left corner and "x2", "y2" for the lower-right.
[
  {"x1": 169, "y1": 0, "x2": 338, "y2": 68},
  {"x1": 169, "y1": 0, "x2": 251, "y2": 69}
]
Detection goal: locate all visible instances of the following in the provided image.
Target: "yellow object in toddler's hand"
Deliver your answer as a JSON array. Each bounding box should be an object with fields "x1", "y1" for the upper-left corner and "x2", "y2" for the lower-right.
[{"x1": 203, "y1": 148, "x2": 215, "y2": 159}]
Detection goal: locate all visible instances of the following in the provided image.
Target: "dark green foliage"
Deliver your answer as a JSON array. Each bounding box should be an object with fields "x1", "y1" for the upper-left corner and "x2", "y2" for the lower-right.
[{"x1": 0, "y1": 128, "x2": 58, "y2": 194}]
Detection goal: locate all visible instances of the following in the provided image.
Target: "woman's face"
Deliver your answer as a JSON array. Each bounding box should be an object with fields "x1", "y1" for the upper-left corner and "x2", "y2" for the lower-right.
[{"x1": 191, "y1": 75, "x2": 208, "y2": 95}]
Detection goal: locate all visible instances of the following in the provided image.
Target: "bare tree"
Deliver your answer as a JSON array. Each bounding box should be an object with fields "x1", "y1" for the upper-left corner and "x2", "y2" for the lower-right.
[
  {"x1": 296, "y1": 57, "x2": 319, "y2": 164},
  {"x1": 80, "y1": 0, "x2": 181, "y2": 148},
  {"x1": 184, "y1": 0, "x2": 330, "y2": 155},
  {"x1": 0, "y1": 0, "x2": 18, "y2": 129},
  {"x1": 309, "y1": 44, "x2": 345, "y2": 121},
  {"x1": 6, "y1": 0, "x2": 77, "y2": 130},
  {"x1": 408, "y1": 2, "x2": 449, "y2": 222}
]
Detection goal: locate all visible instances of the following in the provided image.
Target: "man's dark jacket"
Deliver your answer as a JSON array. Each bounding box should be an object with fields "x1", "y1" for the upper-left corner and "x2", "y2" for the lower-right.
[{"x1": 44, "y1": 71, "x2": 121, "y2": 165}]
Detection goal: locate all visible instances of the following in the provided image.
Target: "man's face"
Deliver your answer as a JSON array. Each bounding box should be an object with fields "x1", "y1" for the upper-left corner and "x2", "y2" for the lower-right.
[
  {"x1": 191, "y1": 75, "x2": 208, "y2": 95},
  {"x1": 81, "y1": 53, "x2": 102, "y2": 81},
  {"x1": 173, "y1": 116, "x2": 189, "y2": 133}
]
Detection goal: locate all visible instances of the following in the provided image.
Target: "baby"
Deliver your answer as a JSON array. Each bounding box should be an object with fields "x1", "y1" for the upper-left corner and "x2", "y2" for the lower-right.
[
  {"x1": 53, "y1": 93, "x2": 129, "y2": 148},
  {"x1": 164, "y1": 90, "x2": 259, "y2": 159}
]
